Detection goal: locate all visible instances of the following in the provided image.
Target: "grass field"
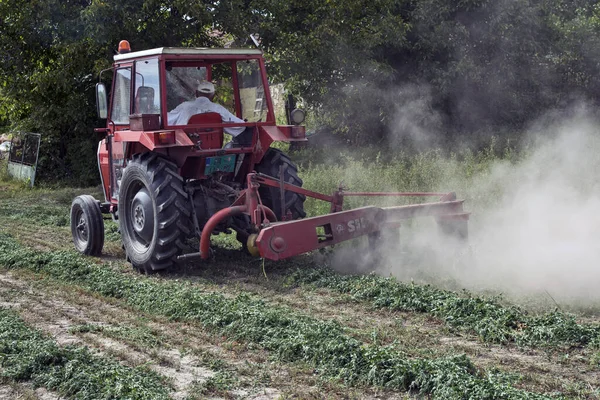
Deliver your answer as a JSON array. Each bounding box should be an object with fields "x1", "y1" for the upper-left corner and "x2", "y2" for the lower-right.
[{"x1": 0, "y1": 143, "x2": 599, "y2": 399}]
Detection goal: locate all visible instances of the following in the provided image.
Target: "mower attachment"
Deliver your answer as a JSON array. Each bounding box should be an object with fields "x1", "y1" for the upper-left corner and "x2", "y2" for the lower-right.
[
  {"x1": 197, "y1": 173, "x2": 469, "y2": 261},
  {"x1": 255, "y1": 206, "x2": 384, "y2": 260},
  {"x1": 254, "y1": 200, "x2": 468, "y2": 261}
]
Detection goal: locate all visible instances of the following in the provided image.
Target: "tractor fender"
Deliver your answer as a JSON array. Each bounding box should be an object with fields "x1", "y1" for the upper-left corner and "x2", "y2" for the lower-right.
[
  {"x1": 113, "y1": 129, "x2": 193, "y2": 151},
  {"x1": 259, "y1": 125, "x2": 307, "y2": 143},
  {"x1": 256, "y1": 125, "x2": 307, "y2": 163}
]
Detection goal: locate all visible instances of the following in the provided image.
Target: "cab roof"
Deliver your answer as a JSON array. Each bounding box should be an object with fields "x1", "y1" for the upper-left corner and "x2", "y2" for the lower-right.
[{"x1": 114, "y1": 47, "x2": 263, "y2": 61}]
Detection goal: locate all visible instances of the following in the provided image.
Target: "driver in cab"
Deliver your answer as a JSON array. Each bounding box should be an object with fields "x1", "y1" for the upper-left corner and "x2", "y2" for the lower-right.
[{"x1": 167, "y1": 81, "x2": 245, "y2": 137}]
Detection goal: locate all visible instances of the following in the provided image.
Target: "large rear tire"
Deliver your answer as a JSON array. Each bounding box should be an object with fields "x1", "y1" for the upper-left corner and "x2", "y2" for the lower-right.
[
  {"x1": 119, "y1": 153, "x2": 191, "y2": 273},
  {"x1": 255, "y1": 148, "x2": 306, "y2": 220},
  {"x1": 70, "y1": 195, "x2": 104, "y2": 256}
]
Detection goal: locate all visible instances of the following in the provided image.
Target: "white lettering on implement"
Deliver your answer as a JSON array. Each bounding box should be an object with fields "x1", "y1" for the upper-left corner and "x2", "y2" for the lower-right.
[{"x1": 347, "y1": 217, "x2": 367, "y2": 233}]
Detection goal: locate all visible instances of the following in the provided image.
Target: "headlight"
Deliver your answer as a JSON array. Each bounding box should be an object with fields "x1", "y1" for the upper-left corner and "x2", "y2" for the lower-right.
[{"x1": 290, "y1": 108, "x2": 306, "y2": 125}]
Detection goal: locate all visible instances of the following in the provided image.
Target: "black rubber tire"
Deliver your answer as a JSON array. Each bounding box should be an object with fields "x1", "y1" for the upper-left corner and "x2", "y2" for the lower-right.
[
  {"x1": 254, "y1": 148, "x2": 306, "y2": 220},
  {"x1": 119, "y1": 153, "x2": 191, "y2": 272},
  {"x1": 70, "y1": 195, "x2": 104, "y2": 256}
]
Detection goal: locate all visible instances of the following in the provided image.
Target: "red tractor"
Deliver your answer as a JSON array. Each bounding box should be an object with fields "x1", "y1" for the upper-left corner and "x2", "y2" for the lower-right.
[{"x1": 71, "y1": 41, "x2": 469, "y2": 273}]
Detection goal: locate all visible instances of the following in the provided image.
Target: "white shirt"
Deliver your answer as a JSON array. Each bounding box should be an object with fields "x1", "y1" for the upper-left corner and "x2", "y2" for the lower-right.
[{"x1": 167, "y1": 97, "x2": 245, "y2": 136}]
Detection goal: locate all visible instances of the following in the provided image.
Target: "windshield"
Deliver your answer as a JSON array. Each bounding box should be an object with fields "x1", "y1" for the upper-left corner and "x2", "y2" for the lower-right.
[
  {"x1": 164, "y1": 60, "x2": 268, "y2": 126},
  {"x1": 165, "y1": 65, "x2": 207, "y2": 111}
]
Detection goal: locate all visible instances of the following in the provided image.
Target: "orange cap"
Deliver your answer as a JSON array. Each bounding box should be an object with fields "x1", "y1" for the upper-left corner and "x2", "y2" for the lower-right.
[{"x1": 118, "y1": 40, "x2": 131, "y2": 54}]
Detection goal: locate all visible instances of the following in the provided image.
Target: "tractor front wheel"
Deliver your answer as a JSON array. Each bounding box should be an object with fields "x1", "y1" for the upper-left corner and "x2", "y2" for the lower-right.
[
  {"x1": 119, "y1": 153, "x2": 191, "y2": 273},
  {"x1": 70, "y1": 195, "x2": 105, "y2": 256}
]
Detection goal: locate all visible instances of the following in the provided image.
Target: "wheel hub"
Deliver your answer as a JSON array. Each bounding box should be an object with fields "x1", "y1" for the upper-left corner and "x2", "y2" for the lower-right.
[
  {"x1": 131, "y1": 188, "x2": 154, "y2": 243},
  {"x1": 77, "y1": 214, "x2": 88, "y2": 240}
]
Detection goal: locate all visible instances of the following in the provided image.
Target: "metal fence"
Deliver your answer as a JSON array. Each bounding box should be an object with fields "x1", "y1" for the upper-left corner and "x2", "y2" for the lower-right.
[{"x1": 5, "y1": 132, "x2": 41, "y2": 187}]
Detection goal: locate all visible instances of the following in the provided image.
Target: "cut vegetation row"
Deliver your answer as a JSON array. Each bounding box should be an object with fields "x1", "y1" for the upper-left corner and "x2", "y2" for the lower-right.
[
  {"x1": 0, "y1": 267, "x2": 306, "y2": 399},
  {"x1": 288, "y1": 268, "x2": 600, "y2": 349},
  {"x1": 0, "y1": 233, "x2": 556, "y2": 399},
  {"x1": 0, "y1": 308, "x2": 171, "y2": 399}
]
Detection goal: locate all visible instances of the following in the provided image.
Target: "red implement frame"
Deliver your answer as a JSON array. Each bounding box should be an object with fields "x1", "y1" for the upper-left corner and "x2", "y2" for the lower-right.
[{"x1": 196, "y1": 172, "x2": 469, "y2": 261}]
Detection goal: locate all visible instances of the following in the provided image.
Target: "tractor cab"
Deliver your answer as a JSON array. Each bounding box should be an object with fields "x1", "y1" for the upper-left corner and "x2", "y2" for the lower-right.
[
  {"x1": 105, "y1": 46, "x2": 274, "y2": 135},
  {"x1": 94, "y1": 41, "x2": 307, "y2": 207}
]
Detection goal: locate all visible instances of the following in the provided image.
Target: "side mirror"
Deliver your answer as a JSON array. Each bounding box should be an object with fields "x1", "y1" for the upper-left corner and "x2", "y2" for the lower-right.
[{"x1": 96, "y1": 83, "x2": 108, "y2": 119}]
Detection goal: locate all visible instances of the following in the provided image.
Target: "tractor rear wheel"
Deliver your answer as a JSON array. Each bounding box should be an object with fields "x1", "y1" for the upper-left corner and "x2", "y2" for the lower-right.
[
  {"x1": 255, "y1": 148, "x2": 306, "y2": 220},
  {"x1": 119, "y1": 153, "x2": 191, "y2": 273},
  {"x1": 70, "y1": 195, "x2": 104, "y2": 256}
]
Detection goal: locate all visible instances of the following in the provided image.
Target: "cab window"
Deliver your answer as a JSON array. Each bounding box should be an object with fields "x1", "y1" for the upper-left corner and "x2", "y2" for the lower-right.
[
  {"x1": 237, "y1": 59, "x2": 267, "y2": 122},
  {"x1": 111, "y1": 68, "x2": 132, "y2": 124},
  {"x1": 134, "y1": 59, "x2": 161, "y2": 115}
]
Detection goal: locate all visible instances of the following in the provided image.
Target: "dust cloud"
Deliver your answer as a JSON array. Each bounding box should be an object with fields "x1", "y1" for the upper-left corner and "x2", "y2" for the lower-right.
[
  {"x1": 325, "y1": 107, "x2": 600, "y2": 304},
  {"x1": 308, "y1": 0, "x2": 600, "y2": 305},
  {"x1": 386, "y1": 84, "x2": 445, "y2": 151},
  {"x1": 460, "y1": 111, "x2": 600, "y2": 302}
]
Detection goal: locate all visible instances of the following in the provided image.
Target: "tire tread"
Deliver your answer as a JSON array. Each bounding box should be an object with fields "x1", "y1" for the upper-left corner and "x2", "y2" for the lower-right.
[
  {"x1": 255, "y1": 148, "x2": 306, "y2": 220},
  {"x1": 70, "y1": 194, "x2": 104, "y2": 256},
  {"x1": 120, "y1": 152, "x2": 190, "y2": 272}
]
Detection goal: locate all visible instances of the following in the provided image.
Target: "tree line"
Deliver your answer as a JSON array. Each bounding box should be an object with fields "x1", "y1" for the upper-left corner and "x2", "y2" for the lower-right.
[{"x1": 1, "y1": 0, "x2": 599, "y2": 183}]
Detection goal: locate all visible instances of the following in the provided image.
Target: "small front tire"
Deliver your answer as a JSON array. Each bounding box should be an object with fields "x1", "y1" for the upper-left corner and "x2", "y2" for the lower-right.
[{"x1": 70, "y1": 195, "x2": 105, "y2": 256}]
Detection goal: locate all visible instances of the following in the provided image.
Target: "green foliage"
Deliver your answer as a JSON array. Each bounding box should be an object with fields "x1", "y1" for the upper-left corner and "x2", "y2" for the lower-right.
[
  {"x1": 0, "y1": 0, "x2": 105, "y2": 183},
  {"x1": 0, "y1": 308, "x2": 171, "y2": 399},
  {"x1": 231, "y1": 0, "x2": 409, "y2": 143},
  {"x1": 298, "y1": 142, "x2": 519, "y2": 217},
  {"x1": 0, "y1": 186, "x2": 80, "y2": 227},
  {"x1": 0, "y1": 201, "x2": 69, "y2": 227},
  {"x1": 248, "y1": 0, "x2": 600, "y2": 145},
  {"x1": 406, "y1": 0, "x2": 585, "y2": 131},
  {"x1": 0, "y1": 234, "x2": 558, "y2": 398},
  {"x1": 0, "y1": 0, "x2": 221, "y2": 184},
  {"x1": 105, "y1": 220, "x2": 122, "y2": 242},
  {"x1": 286, "y1": 267, "x2": 600, "y2": 349},
  {"x1": 0, "y1": 158, "x2": 11, "y2": 182},
  {"x1": 3, "y1": 0, "x2": 600, "y2": 181},
  {"x1": 193, "y1": 371, "x2": 238, "y2": 396}
]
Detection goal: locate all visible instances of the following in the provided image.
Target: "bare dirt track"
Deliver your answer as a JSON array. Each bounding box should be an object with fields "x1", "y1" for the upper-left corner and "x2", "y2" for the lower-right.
[
  {"x1": 0, "y1": 183, "x2": 598, "y2": 399},
  {"x1": 0, "y1": 381, "x2": 59, "y2": 400}
]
